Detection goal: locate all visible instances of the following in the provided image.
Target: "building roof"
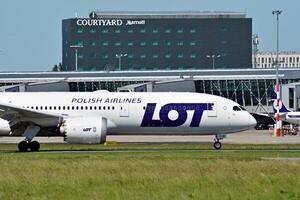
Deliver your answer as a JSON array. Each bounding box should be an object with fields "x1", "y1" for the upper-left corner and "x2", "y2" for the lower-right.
[
  {"x1": 88, "y1": 11, "x2": 247, "y2": 19},
  {"x1": 0, "y1": 68, "x2": 299, "y2": 83}
]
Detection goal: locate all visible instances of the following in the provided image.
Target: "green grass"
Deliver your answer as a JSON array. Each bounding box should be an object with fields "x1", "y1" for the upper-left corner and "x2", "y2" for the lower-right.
[{"x1": 0, "y1": 144, "x2": 300, "y2": 200}]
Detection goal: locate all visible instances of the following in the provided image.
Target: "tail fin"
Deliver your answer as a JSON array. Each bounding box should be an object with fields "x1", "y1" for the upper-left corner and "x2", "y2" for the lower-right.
[{"x1": 270, "y1": 90, "x2": 291, "y2": 113}]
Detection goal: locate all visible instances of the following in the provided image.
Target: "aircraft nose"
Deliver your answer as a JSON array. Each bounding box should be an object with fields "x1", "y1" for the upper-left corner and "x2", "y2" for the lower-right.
[{"x1": 248, "y1": 114, "x2": 257, "y2": 128}]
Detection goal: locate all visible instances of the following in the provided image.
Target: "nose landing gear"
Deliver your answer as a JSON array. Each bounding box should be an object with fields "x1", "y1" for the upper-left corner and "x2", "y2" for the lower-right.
[{"x1": 213, "y1": 133, "x2": 226, "y2": 150}]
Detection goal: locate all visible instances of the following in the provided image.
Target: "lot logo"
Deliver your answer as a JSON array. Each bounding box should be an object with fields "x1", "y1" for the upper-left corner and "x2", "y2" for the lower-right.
[
  {"x1": 83, "y1": 128, "x2": 92, "y2": 132},
  {"x1": 141, "y1": 103, "x2": 214, "y2": 127}
]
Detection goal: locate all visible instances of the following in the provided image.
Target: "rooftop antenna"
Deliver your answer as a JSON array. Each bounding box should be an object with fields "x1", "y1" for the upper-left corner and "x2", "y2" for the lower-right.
[{"x1": 75, "y1": 12, "x2": 78, "y2": 18}]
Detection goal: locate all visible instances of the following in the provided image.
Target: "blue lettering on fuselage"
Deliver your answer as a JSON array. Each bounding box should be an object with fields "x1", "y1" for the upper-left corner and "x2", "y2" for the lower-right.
[{"x1": 141, "y1": 103, "x2": 214, "y2": 127}]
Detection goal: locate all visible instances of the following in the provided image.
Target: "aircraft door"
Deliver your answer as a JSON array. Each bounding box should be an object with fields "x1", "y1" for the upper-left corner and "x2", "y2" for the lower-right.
[
  {"x1": 119, "y1": 104, "x2": 129, "y2": 117},
  {"x1": 207, "y1": 102, "x2": 217, "y2": 117}
]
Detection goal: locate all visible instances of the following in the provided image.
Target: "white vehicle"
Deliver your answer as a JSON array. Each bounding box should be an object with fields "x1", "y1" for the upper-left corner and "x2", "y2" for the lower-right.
[{"x1": 0, "y1": 92, "x2": 256, "y2": 151}]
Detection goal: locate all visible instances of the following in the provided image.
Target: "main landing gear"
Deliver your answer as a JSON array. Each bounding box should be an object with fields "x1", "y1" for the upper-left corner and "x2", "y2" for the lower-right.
[
  {"x1": 213, "y1": 133, "x2": 226, "y2": 150},
  {"x1": 18, "y1": 140, "x2": 40, "y2": 152},
  {"x1": 18, "y1": 125, "x2": 41, "y2": 152}
]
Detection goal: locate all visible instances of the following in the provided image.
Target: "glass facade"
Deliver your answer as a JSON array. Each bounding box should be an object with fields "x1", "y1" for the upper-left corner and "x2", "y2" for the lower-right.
[{"x1": 62, "y1": 13, "x2": 252, "y2": 71}]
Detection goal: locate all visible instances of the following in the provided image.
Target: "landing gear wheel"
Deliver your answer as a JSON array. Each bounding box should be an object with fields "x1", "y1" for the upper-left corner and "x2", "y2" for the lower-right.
[
  {"x1": 29, "y1": 141, "x2": 40, "y2": 152},
  {"x1": 213, "y1": 141, "x2": 222, "y2": 150},
  {"x1": 18, "y1": 141, "x2": 29, "y2": 152}
]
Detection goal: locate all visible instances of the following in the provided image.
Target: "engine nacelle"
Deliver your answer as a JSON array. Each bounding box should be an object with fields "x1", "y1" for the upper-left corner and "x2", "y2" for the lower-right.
[
  {"x1": 59, "y1": 116, "x2": 107, "y2": 144},
  {"x1": 0, "y1": 118, "x2": 11, "y2": 136}
]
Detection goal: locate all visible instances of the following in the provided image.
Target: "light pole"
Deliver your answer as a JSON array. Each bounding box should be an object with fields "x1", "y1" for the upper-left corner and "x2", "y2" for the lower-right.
[
  {"x1": 272, "y1": 10, "x2": 282, "y2": 137},
  {"x1": 272, "y1": 10, "x2": 282, "y2": 87},
  {"x1": 116, "y1": 53, "x2": 127, "y2": 71},
  {"x1": 70, "y1": 45, "x2": 83, "y2": 71},
  {"x1": 252, "y1": 34, "x2": 259, "y2": 68},
  {"x1": 206, "y1": 54, "x2": 221, "y2": 69}
]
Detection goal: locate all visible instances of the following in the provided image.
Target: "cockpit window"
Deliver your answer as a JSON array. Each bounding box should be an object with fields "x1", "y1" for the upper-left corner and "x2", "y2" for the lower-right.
[
  {"x1": 239, "y1": 106, "x2": 246, "y2": 111},
  {"x1": 233, "y1": 106, "x2": 241, "y2": 111}
]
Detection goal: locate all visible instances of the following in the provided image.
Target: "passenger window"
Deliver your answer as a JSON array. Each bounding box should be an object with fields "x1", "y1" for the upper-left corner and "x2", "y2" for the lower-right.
[
  {"x1": 72, "y1": 106, "x2": 74, "y2": 110},
  {"x1": 94, "y1": 106, "x2": 97, "y2": 110},
  {"x1": 233, "y1": 106, "x2": 241, "y2": 111},
  {"x1": 90, "y1": 106, "x2": 93, "y2": 110}
]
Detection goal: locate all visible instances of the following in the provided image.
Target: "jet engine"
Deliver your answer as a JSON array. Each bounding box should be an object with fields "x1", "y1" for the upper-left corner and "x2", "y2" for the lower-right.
[
  {"x1": 0, "y1": 118, "x2": 11, "y2": 136},
  {"x1": 59, "y1": 117, "x2": 107, "y2": 144}
]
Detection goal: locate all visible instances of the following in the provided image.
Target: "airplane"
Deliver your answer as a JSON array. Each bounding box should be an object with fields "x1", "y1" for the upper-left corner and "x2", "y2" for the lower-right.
[
  {"x1": 270, "y1": 90, "x2": 300, "y2": 125},
  {"x1": 0, "y1": 91, "x2": 257, "y2": 151}
]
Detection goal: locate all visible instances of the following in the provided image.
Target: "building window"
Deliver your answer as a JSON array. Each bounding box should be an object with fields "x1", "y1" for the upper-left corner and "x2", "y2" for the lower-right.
[
  {"x1": 221, "y1": 40, "x2": 227, "y2": 45},
  {"x1": 101, "y1": 41, "x2": 109, "y2": 46},
  {"x1": 221, "y1": 26, "x2": 228, "y2": 32},
  {"x1": 115, "y1": 41, "x2": 121, "y2": 46},
  {"x1": 140, "y1": 27, "x2": 146, "y2": 33},
  {"x1": 189, "y1": 27, "x2": 196, "y2": 33},
  {"x1": 127, "y1": 40, "x2": 133, "y2": 46},
  {"x1": 190, "y1": 53, "x2": 197, "y2": 59},
  {"x1": 102, "y1": 53, "x2": 108, "y2": 59},
  {"x1": 77, "y1": 27, "x2": 83, "y2": 33},
  {"x1": 140, "y1": 53, "x2": 146, "y2": 59},
  {"x1": 152, "y1": 41, "x2": 159, "y2": 46},
  {"x1": 127, "y1": 53, "x2": 134, "y2": 59},
  {"x1": 165, "y1": 28, "x2": 171, "y2": 33},
  {"x1": 189, "y1": 40, "x2": 197, "y2": 46},
  {"x1": 101, "y1": 27, "x2": 108, "y2": 33},
  {"x1": 165, "y1": 65, "x2": 171, "y2": 70},
  {"x1": 177, "y1": 40, "x2": 184, "y2": 46},
  {"x1": 177, "y1": 27, "x2": 184, "y2": 33},
  {"x1": 165, "y1": 40, "x2": 171, "y2": 46},
  {"x1": 152, "y1": 54, "x2": 159, "y2": 59},
  {"x1": 78, "y1": 52, "x2": 83, "y2": 59},
  {"x1": 140, "y1": 65, "x2": 146, "y2": 70},
  {"x1": 90, "y1": 52, "x2": 96, "y2": 59},
  {"x1": 140, "y1": 40, "x2": 146, "y2": 46},
  {"x1": 152, "y1": 27, "x2": 158, "y2": 33},
  {"x1": 177, "y1": 66, "x2": 184, "y2": 70},
  {"x1": 115, "y1": 27, "x2": 121, "y2": 33},
  {"x1": 77, "y1": 40, "x2": 84, "y2": 46},
  {"x1": 89, "y1": 40, "x2": 96, "y2": 46},
  {"x1": 127, "y1": 27, "x2": 133, "y2": 33},
  {"x1": 128, "y1": 64, "x2": 134, "y2": 70},
  {"x1": 177, "y1": 53, "x2": 183, "y2": 58},
  {"x1": 89, "y1": 27, "x2": 96, "y2": 33},
  {"x1": 165, "y1": 53, "x2": 171, "y2": 59}
]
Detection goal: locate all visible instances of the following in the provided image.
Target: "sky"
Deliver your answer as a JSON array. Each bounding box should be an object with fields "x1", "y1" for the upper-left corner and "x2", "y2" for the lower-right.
[{"x1": 0, "y1": 0, "x2": 299, "y2": 71}]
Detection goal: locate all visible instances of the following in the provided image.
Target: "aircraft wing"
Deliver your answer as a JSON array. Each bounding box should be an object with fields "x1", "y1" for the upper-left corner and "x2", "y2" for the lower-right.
[{"x1": 0, "y1": 101, "x2": 65, "y2": 127}]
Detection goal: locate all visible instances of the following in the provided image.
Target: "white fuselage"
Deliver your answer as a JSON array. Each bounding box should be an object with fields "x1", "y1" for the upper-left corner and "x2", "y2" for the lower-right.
[{"x1": 0, "y1": 92, "x2": 256, "y2": 136}]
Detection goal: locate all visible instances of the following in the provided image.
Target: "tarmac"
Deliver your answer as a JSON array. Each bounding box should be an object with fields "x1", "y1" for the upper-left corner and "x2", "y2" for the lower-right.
[{"x1": 0, "y1": 129, "x2": 299, "y2": 144}]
